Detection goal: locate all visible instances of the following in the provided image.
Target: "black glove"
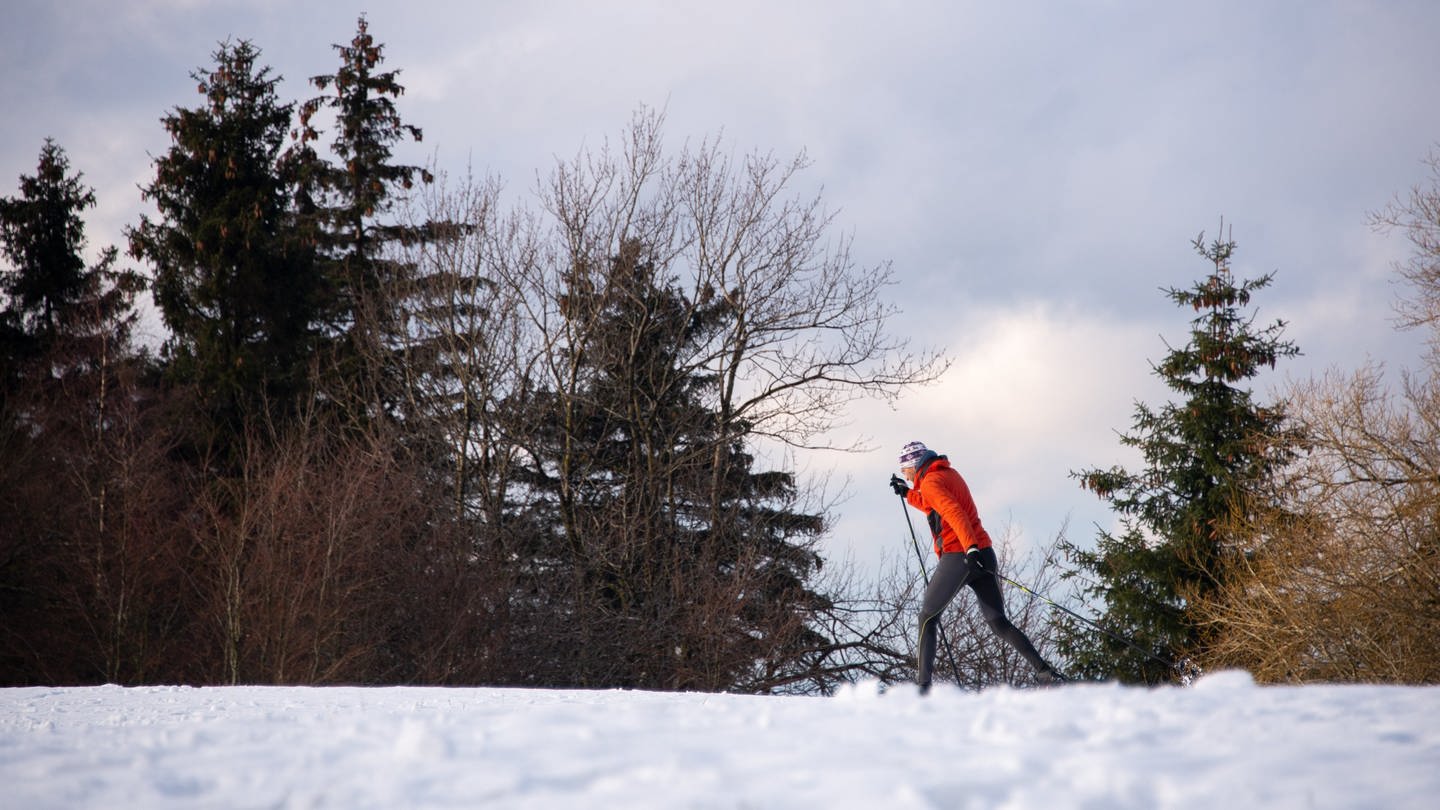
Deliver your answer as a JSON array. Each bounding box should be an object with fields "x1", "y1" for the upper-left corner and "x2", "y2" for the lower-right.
[
  {"x1": 889, "y1": 474, "x2": 909, "y2": 497},
  {"x1": 965, "y1": 546, "x2": 986, "y2": 573}
]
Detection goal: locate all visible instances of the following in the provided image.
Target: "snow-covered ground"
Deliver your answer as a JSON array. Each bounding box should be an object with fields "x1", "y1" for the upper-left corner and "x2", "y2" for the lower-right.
[{"x1": 2, "y1": 671, "x2": 1436, "y2": 809}]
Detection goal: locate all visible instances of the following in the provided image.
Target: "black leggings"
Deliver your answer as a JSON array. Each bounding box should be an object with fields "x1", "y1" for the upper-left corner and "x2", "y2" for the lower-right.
[{"x1": 917, "y1": 547, "x2": 1050, "y2": 686}]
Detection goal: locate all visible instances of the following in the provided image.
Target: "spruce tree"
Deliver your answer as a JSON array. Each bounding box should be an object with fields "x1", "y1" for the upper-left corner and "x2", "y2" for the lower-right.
[
  {"x1": 512, "y1": 240, "x2": 830, "y2": 691},
  {"x1": 1, "y1": 138, "x2": 91, "y2": 357},
  {"x1": 296, "y1": 15, "x2": 436, "y2": 417},
  {"x1": 2, "y1": 139, "x2": 142, "y2": 394},
  {"x1": 128, "y1": 40, "x2": 321, "y2": 435},
  {"x1": 1059, "y1": 229, "x2": 1302, "y2": 683}
]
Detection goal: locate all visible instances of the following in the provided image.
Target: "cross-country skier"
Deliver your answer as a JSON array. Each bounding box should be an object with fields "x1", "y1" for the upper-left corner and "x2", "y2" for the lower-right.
[{"x1": 890, "y1": 440, "x2": 1066, "y2": 693}]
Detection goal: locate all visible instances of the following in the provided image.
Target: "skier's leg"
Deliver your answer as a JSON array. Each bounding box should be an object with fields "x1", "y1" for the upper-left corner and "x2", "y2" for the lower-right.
[
  {"x1": 968, "y1": 548, "x2": 1059, "y2": 677},
  {"x1": 916, "y1": 553, "x2": 970, "y2": 689}
]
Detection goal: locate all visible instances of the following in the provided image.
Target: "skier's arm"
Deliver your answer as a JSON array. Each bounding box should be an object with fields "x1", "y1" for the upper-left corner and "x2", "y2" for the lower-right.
[{"x1": 905, "y1": 487, "x2": 925, "y2": 511}]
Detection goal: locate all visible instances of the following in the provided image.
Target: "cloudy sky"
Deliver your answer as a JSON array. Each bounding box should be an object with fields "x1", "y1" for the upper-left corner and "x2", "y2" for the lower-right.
[{"x1": 6, "y1": 0, "x2": 1440, "y2": 577}]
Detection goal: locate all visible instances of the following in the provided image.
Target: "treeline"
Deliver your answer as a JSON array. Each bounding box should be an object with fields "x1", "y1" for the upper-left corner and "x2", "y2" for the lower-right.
[
  {"x1": 5, "y1": 16, "x2": 1437, "y2": 690},
  {"x1": 0, "y1": 18, "x2": 946, "y2": 690}
]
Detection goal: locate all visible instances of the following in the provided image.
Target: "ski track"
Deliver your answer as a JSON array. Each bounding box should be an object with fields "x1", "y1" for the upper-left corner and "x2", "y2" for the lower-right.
[{"x1": 2, "y1": 671, "x2": 1437, "y2": 809}]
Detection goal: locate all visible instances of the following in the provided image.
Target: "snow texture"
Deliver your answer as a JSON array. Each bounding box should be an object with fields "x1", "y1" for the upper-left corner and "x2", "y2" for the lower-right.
[{"x1": 2, "y1": 671, "x2": 1436, "y2": 809}]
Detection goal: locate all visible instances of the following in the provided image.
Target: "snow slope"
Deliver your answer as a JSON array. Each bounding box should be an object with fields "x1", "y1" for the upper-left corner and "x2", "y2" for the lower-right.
[{"x1": 2, "y1": 671, "x2": 1436, "y2": 809}]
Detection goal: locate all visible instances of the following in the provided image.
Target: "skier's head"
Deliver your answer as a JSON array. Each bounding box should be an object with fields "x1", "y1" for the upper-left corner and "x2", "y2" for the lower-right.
[{"x1": 898, "y1": 441, "x2": 936, "y2": 480}]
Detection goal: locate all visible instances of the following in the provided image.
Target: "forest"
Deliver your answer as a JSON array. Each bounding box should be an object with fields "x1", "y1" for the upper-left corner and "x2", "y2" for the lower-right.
[{"x1": 3, "y1": 18, "x2": 1436, "y2": 691}]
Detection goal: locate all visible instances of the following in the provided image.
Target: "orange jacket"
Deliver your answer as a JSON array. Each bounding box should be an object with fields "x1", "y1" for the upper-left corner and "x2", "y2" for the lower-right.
[{"x1": 905, "y1": 456, "x2": 992, "y2": 557}]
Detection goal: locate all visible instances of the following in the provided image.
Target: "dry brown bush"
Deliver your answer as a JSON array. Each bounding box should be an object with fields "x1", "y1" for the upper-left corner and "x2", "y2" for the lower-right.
[
  {"x1": 185, "y1": 409, "x2": 510, "y2": 685},
  {"x1": 1197, "y1": 366, "x2": 1440, "y2": 683}
]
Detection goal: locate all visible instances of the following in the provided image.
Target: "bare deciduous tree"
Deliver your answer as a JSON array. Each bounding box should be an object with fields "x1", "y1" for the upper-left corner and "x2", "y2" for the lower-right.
[
  {"x1": 530, "y1": 107, "x2": 946, "y2": 451},
  {"x1": 1372, "y1": 147, "x2": 1440, "y2": 347}
]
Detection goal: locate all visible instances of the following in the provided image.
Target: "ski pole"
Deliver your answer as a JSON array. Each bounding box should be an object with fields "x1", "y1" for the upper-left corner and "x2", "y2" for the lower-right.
[
  {"x1": 893, "y1": 478, "x2": 965, "y2": 687},
  {"x1": 967, "y1": 556, "x2": 1188, "y2": 679}
]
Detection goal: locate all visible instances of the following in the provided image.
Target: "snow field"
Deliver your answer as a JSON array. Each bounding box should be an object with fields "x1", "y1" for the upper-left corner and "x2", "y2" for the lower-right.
[{"x1": 2, "y1": 670, "x2": 1437, "y2": 809}]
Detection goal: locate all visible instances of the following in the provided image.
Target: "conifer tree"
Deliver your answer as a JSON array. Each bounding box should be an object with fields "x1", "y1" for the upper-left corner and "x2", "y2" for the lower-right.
[
  {"x1": 512, "y1": 240, "x2": 830, "y2": 691},
  {"x1": 1059, "y1": 229, "x2": 1302, "y2": 683},
  {"x1": 1, "y1": 139, "x2": 91, "y2": 361},
  {"x1": 2, "y1": 139, "x2": 143, "y2": 396},
  {"x1": 128, "y1": 40, "x2": 321, "y2": 435},
  {"x1": 296, "y1": 15, "x2": 436, "y2": 417}
]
